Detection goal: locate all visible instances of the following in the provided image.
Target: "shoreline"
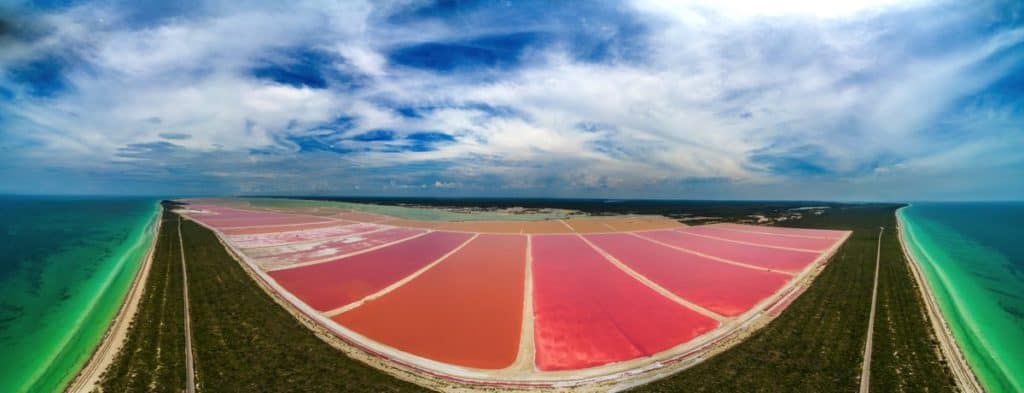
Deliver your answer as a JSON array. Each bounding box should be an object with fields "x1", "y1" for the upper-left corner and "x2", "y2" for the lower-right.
[
  {"x1": 895, "y1": 207, "x2": 984, "y2": 392},
  {"x1": 64, "y1": 205, "x2": 164, "y2": 393}
]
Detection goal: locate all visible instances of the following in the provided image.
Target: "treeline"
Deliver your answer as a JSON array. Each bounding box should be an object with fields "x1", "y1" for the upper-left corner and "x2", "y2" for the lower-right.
[
  {"x1": 259, "y1": 195, "x2": 847, "y2": 218},
  {"x1": 178, "y1": 217, "x2": 428, "y2": 392},
  {"x1": 97, "y1": 211, "x2": 186, "y2": 392}
]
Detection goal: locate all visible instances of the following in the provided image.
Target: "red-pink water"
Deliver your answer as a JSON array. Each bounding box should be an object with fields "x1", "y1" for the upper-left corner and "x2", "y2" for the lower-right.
[
  {"x1": 639, "y1": 230, "x2": 819, "y2": 273},
  {"x1": 680, "y1": 226, "x2": 839, "y2": 251},
  {"x1": 334, "y1": 234, "x2": 527, "y2": 369},
  {"x1": 268, "y1": 231, "x2": 471, "y2": 311},
  {"x1": 531, "y1": 235, "x2": 718, "y2": 371},
  {"x1": 585, "y1": 233, "x2": 791, "y2": 316}
]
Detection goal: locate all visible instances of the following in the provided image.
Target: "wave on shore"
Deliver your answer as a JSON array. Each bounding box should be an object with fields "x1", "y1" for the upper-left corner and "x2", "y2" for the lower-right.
[
  {"x1": 898, "y1": 203, "x2": 1024, "y2": 393},
  {"x1": 0, "y1": 197, "x2": 158, "y2": 392}
]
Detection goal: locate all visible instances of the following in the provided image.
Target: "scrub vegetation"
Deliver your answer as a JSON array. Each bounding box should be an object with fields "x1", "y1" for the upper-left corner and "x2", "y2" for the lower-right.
[
  {"x1": 97, "y1": 208, "x2": 186, "y2": 392},
  {"x1": 869, "y1": 208, "x2": 959, "y2": 392},
  {"x1": 98, "y1": 207, "x2": 426, "y2": 392},
  {"x1": 100, "y1": 201, "x2": 954, "y2": 392},
  {"x1": 292, "y1": 197, "x2": 846, "y2": 224},
  {"x1": 635, "y1": 204, "x2": 956, "y2": 392},
  {"x1": 178, "y1": 217, "x2": 427, "y2": 392}
]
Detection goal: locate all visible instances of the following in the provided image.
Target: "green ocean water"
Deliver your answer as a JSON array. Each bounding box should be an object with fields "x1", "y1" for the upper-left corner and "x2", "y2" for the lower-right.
[
  {"x1": 899, "y1": 203, "x2": 1024, "y2": 393},
  {"x1": 0, "y1": 196, "x2": 158, "y2": 393}
]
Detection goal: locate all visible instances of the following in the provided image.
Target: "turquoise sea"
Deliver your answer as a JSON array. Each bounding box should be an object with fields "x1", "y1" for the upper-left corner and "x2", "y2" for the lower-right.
[
  {"x1": 899, "y1": 203, "x2": 1024, "y2": 393},
  {"x1": 0, "y1": 196, "x2": 158, "y2": 393}
]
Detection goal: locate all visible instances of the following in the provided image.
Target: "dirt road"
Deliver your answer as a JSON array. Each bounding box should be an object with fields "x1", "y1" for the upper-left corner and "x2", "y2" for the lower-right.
[
  {"x1": 859, "y1": 227, "x2": 883, "y2": 393},
  {"x1": 178, "y1": 217, "x2": 196, "y2": 393}
]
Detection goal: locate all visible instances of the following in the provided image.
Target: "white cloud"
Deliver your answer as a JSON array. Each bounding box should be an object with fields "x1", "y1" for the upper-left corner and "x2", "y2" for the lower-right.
[
  {"x1": 1, "y1": 0, "x2": 1021, "y2": 199},
  {"x1": 634, "y1": 0, "x2": 923, "y2": 20}
]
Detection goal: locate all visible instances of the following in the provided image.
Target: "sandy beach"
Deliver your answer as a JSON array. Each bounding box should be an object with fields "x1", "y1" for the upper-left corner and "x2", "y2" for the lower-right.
[
  {"x1": 64, "y1": 207, "x2": 163, "y2": 393},
  {"x1": 896, "y1": 211, "x2": 983, "y2": 393}
]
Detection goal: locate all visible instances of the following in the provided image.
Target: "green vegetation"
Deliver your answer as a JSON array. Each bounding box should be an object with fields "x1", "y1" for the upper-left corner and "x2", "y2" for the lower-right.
[
  {"x1": 241, "y1": 197, "x2": 572, "y2": 221},
  {"x1": 100, "y1": 201, "x2": 954, "y2": 392},
  {"x1": 635, "y1": 204, "x2": 956, "y2": 392},
  {"x1": 99, "y1": 208, "x2": 427, "y2": 392},
  {"x1": 870, "y1": 209, "x2": 958, "y2": 391},
  {"x1": 97, "y1": 210, "x2": 186, "y2": 392},
  {"x1": 178, "y1": 217, "x2": 428, "y2": 392}
]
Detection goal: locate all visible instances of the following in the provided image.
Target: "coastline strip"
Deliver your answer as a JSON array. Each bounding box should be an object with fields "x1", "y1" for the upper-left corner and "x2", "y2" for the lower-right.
[
  {"x1": 896, "y1": 209, "x2": 984, "y2": 393},
  {"x1": 178, "y1": 217, "x2": 197, "y2": 393},
  {"x1": 859, "y1": 227, "x2": 883, "y2": 393},
  {"x1": 65, "y1": 206, "x2": 163, "y2": 393}
]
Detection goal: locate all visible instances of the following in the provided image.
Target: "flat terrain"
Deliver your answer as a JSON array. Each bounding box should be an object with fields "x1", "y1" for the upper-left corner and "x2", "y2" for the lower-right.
[
  {"x1": 530, "y1": 234, "x2": 719, "y2": 371},
  {"x1": 335, "y1": 234, "x2": 528, "y2": 369},
  {"x1": 178, "y1": 218, "x2": 427, "y2": 392},
  {"x1": 97, "y1": 209, "x2": 427, "y2": 392},
  {"x1": 873, "y1": 213, "x2": 960, "y2": 391},
  {"x1": 97, "y1": 200, "x2": 958, "y2": 392},
  {"x1": 586, "y1": 233, "x2": 791, "y2": 316},
  {"x1": 634, "y1": 204, "x2": 957, "y2": 392},
  {"x1": 98, "y1": 210, "x2": 186, "y2": 392},
  {"x1": 180, "y1": 200, "x2": 848, "y2": 387}
]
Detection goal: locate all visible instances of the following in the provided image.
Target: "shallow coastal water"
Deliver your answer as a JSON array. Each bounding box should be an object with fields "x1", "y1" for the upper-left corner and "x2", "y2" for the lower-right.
[
  {"x1": 899, "y1": 203, "x2": 1024, "y2": 393},
  {"x1": 0, "y1": 196, "x2": 158, "y2": 393}
]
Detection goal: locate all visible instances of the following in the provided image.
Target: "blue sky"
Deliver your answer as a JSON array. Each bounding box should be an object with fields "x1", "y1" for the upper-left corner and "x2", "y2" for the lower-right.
[{"x1": 0, "y1": 0, "x2": 1022, "y2": 200}]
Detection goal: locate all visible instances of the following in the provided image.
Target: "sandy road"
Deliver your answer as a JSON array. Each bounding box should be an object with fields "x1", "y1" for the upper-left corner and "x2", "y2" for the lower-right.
[
  {"x1": 859, "y1": 227, "x2": 883, "y2": 393},
  {"x1": 178, "y1": 217, "x2": 197, "y2": 393}
]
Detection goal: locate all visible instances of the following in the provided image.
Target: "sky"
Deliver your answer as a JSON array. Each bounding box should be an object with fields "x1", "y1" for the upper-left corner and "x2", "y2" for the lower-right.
[{"x1": 0, "y1": 0, "x2": 1022, "y2": 201}]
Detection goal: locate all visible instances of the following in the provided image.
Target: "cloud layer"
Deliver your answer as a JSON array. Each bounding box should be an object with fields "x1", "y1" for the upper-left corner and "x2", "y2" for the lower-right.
[{"x1": 1, "y1": 0, "x2": 1022, "y2": 200}]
